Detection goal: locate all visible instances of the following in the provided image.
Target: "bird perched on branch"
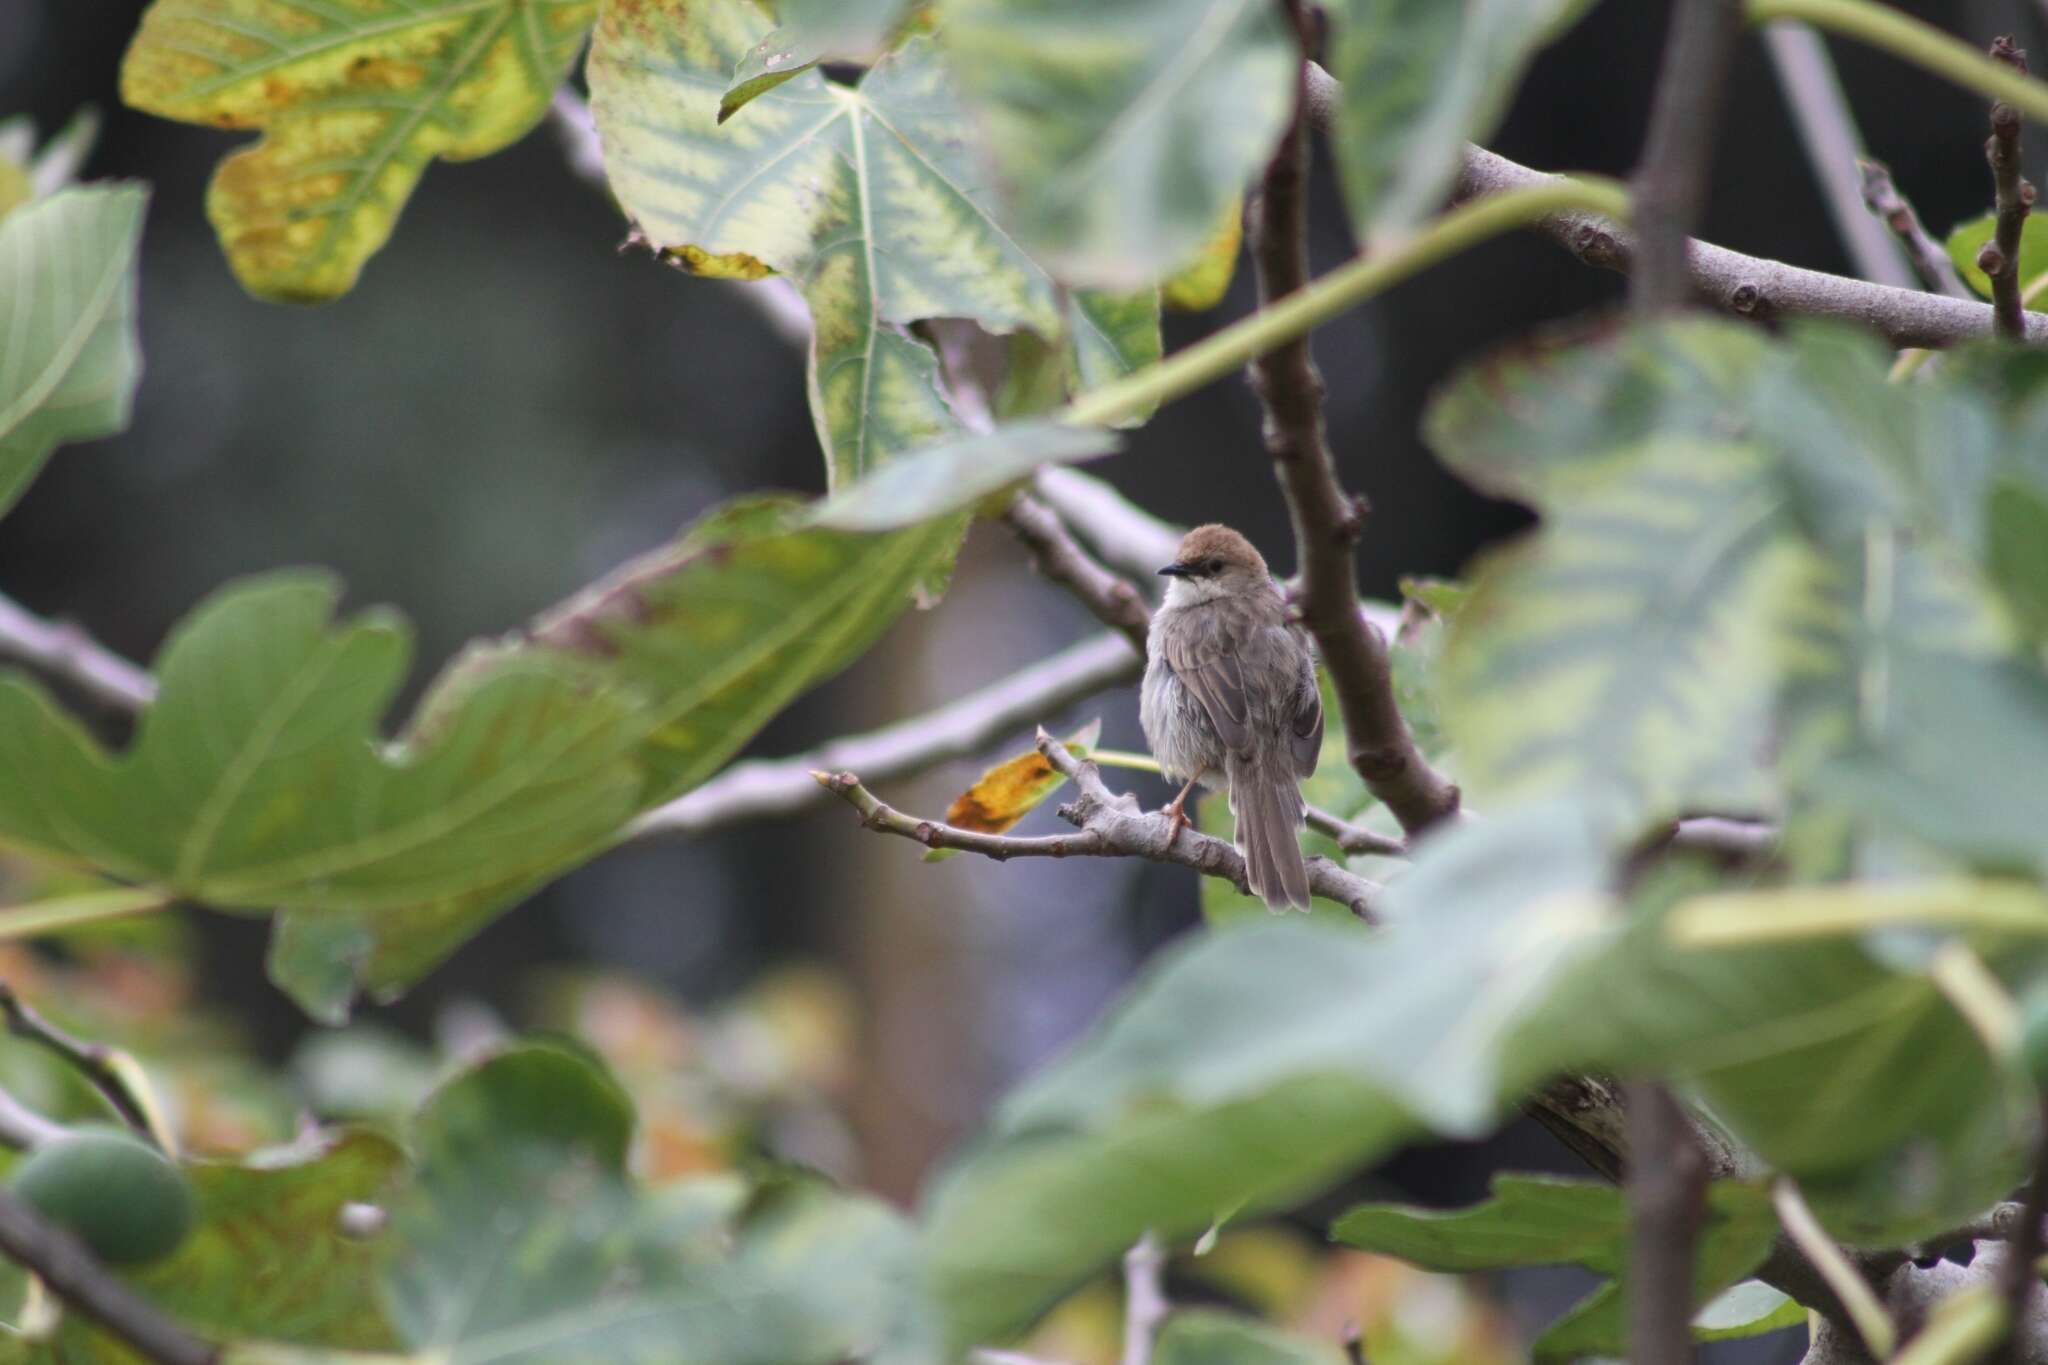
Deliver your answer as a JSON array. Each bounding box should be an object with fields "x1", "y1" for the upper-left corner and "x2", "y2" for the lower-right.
[{"x1": 1141, "y1": 524, "x2": 1322, "y2": 911}]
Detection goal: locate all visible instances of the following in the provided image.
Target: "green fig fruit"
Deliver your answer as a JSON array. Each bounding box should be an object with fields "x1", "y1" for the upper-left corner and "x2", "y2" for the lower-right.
[{"x1": 9, "y1": 1127, "x2": 195, "y2": 1265}]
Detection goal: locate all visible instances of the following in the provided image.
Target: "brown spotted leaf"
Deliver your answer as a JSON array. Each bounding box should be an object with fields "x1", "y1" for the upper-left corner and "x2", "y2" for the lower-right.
[
  {"x1": 120, "y1": 0, "x2": 595, "y2": 301},
  {"x1": 922, "y1": 719, "x2": 1099, "y2": 862}
]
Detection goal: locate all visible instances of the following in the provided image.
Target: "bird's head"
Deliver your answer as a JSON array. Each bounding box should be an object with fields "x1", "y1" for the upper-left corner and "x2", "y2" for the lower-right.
[{"x1": 1157, "y1": 524, "x2": 1272, "y2": 606}]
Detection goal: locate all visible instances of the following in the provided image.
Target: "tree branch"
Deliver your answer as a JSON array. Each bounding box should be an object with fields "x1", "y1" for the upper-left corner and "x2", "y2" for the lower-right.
[
  {"x1": 818, "y1": 731, "x2": 1383, "y2": 919},
  {"x1": 1246, "y1": 23, "x2": 1461, "y2": 841},
  {"x1": 0, "y1": 1188, "x2": 217, "y2": 1365},
  {"x1": 0, "y1": 591, "x2": 155, "y2": 712},
  {"x1": 1997, "y1": 1102, "x2": 2048, "y2": 1363},
  {"x1": 1626, "y1": 1082, "x2": 1710, "y2": 1365},
  {"x1": 0, "y1": 1085, "x2": 68, "y2": 1151},
  {"x1": 1002, "y1": 493, "x2": 1154, "y2": 653},
  {"x1": 1986, "y1": 36, "x2": 2036, "y2": 343},
  {"x1": 1859, "y1": 159, "x2": 1971, "y2": 297},
  {"x1": 1120, "y1": 1233, "x2": 1168, "y2": 1365},
  {"x1": 0, "y1": 984, "x2": 160, "y2": 1146},
  {"x1": 1761, "y1": 20, "x2": 1917, "y2": 289},
  {"x1": 1033, "y1": 469, "x2": 1183, "y2": 586},
  {"x1": 629, "y1": 631, "x2": 1140, "y2": 839}
]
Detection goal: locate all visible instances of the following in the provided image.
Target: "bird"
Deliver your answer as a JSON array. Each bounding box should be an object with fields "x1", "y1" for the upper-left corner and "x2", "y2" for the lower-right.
[{"x1": 1140, "y1": 524, "x2": 1323, "y2": 911}]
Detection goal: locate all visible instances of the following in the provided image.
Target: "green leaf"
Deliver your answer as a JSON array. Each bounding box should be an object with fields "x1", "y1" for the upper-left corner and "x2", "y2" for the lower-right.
[
  {"x1": 1691, "y1": 1281, "x2": 1808, "y2": 1343},
  {"x1": 1331, "y1": 1175, "x2": 1781, "y2": 1361},
  {"x1": 924, "y1": 804, "x2": 1613, "y2": 1350},
  {"x1": 719, "y1": 0, "x2": 917, "y2": 122},
  {"x1": 1328, "y1": 0, "x2": 1598, "y2": 236},
  {"x1": 1986, "y1": 474, "x2": 2048, "y2": 640},
  {"x1": 267, "y1": 501, "x2": 960, "y2": 1015},
  {"x1": 0, "y1": 572, "x2": 649, "y2": 912},
  {"x1": 1153, "y1": 1310, "x2": 1346, "y2": 1365},
  {"x1": 934, "y1": 0, "x2": 1295, "y2": 289},
  {"x1": 1943, "y1": 210, "x2": 2048, "y2": 298},
  {"x1": 389, "y1": 1041, "x2": 931, "y2": 1365},
  {"x1": 120, "y1": 0, "x2": 594, "y2": 301},
  {"x1": 0, "y1": 185, "x2": 146, "y2": 521},
  {"x1": 814, "y1": 421, "x2": 1120, "y2": 531},
  {"x1": 592, "y1": 7, "x2": 1149, "y2": 487},
  {"x1": 27, "y1": 1130, "x2": 407, "y2": 1361},
  {"x1": 1442, "y1": 437, "x2": 1832, "y2": 823}
]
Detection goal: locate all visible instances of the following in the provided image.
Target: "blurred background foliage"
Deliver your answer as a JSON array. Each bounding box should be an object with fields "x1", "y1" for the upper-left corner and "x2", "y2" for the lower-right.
[{"x1": 5, "y1": 2, "x2": 2048, "y2": 1359}]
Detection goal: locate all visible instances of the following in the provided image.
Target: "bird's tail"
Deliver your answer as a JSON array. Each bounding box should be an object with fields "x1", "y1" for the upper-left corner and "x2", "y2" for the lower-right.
[{"x1": 1227, "y1": 752, "x2": 1310, "y2": 912}]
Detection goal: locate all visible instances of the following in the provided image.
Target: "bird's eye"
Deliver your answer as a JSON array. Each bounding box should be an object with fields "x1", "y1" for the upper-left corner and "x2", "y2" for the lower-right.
[{"x1": 1203, "y1": 558, "x2": 1224, "y2": 575}]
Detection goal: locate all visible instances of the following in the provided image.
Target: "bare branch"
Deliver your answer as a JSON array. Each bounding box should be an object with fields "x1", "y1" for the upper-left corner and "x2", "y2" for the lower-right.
[
  {"x1": 1305, "y1": 804, "x2": 1405, "y2": 858},
  {"x1": 1248, "y1": 21, "x2": 1460, "y2": 840},
  {"x1": 0, "y1": 984, "x2": 160, "y2": 1146},
  {"x1": 1630, "y1": 0, "x2": 1746, "y2": 315},
  {"x1": 1775, "y1": 1177, "x2": 1898, "y2": 1358},
  {"x1": 1859, "y1": 159, "x2": 1971, "y2": 296},
  {"x1": 818, "y1": 731, "x2": 1383, "y2": 919},
  {"x1": 1003, "y1": 494, "x2": 1154, "y2": 653},
  {"x1": 1762, "y1": 21, "x2": 1917, "y2": 289},
  {"x1": 1986, "y1": 36, "x2": 2037, "y2": 342},
  {"x1": 0, "y1": 1086, "x2": 67, "y2": 1151},
  {"x1": 1120, "y1": 1233, "x2": 1168, "y2": 1365},
  {"x1": 629, "y1": 631, "x2": 1140, "y2": 839},
  {"x1": 1032, "y1": 468, "x2": 1183, "y2": 586},
  {"x1": 0, "y1": 1188, "x2": 217, "y2": 1365},
  {"x1": 1626, "y1": 1081, "x2": 1710, "y2": 1365},
  {"x1": 0, "y1": 592, "x2": 155, "y2": 713}
]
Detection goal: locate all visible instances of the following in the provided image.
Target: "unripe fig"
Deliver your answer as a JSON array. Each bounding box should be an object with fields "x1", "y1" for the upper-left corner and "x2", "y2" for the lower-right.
[{"x1": 9, "y1": 1127, "x2": 194, "y2": 1265}]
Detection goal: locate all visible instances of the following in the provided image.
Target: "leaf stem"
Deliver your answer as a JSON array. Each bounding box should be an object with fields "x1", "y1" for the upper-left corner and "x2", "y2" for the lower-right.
[
  {"x1": 1060, "y1": 178, "x2": 1632, "y2": 430},
  {"x1": 1746, "y1": 0, "x2": 2048, "y2": 121},
  {"x1": 0, "y1": 888, "x2": 174, "y2": 941},
  {"x1": 1772, "y1": 1177, "x2": 1899, "y2": 1358}
]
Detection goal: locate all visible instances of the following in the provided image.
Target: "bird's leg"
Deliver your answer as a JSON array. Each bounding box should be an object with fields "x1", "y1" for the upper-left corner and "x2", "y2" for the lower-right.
[{"x1": 1164, "y1": 772, "x2": 1203, "y2": 837}]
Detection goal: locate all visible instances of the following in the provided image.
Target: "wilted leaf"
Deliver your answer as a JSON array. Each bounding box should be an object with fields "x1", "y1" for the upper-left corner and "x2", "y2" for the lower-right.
[
  {"x1": 1944, "y1": 210, "x2": 2048, "y2": 299},
  {"x1": 0, "y1": 185, "x2": 146, "y2": 521},
  {"x1": 1332, "y1": 1175, "x2": 1781, "y2": 1361},
  {"x1": 815, "y1": 423, "x2": 1120, "y2": 531},
  {"x1": 930, "y1": 719, "x2": 1101, "y2": 851},
  {"x1": 592, "y1": 6, "x2": 1150, "y2": 487},
  {"x1": 120, "y1": 0, "x2": 594, "y2": 301},
  {"x1": 935, "y1": 0, "x2": 1294, "y2": 290},
  {"x1": 1327, "y1": 0, "x2": 1598, "y2": 236}
]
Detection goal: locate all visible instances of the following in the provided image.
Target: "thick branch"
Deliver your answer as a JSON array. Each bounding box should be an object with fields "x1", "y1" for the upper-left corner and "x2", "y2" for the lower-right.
[
  {"x1": 1986, "y1": 37, "x2": 2036, "y2": 342},
  {"x1": 1248, "y1": 33, "x2": 1460, "y2": 840},
  {"x1": 1859, "y1": 159, "x2": 1971, "y2": 296},
  {"x1": 819, "y1": 732, "x2": 1383, "y2": 919},
  {"x1": 1003, "y1": 494, "x2": 1154, "y2": 653},
  {"x1": 0, "y1": 1188, "x2": 216, "y2": 1365},
  {"x1": 1626, "y1": 1083, "x2": 1710, "y2": 1365},
  {"x1": 0, "y1": 592, "x2": 155, "y2": 712},
  {"x1": 630, "y1": 631, "x2": 1140, "y2": 839}
]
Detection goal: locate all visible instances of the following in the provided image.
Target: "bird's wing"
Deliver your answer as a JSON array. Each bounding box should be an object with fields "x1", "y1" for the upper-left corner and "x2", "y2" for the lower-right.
[
  {"x1": 1163, "y1": 625, "x2": 1252, "y2": 752},
  {"x1": 1290, "y1": 651, "x2": 1323, "y2": 778}
]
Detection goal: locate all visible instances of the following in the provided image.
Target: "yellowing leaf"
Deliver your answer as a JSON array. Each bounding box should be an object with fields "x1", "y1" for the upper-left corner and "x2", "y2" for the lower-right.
[
  {"x1": 939, "y1": 719, "x2": 1100, "y2": 836},
  {"x1": 120, "y1": 0, "x2": 596, "y2": 302},
  {"x1": 1162, "y1": 200, "x2": 1243, "y2": 312}
]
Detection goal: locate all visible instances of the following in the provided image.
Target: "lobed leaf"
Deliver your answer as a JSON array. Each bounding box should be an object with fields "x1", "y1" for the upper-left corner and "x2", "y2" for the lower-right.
[
  {"x1": 934, "y1": 0, "x2": 1293, "y2": 290},
  {"x1": 0, "y1": 185, "x2": 147, "y2": 521},
  {"x1": 120, "y1": 0, "x2": 594, "y2": 301},
  {"x1": 590, "y1": 2, "x2": 1157, "y2": 487},
  {"x1": 719, "y1": 0, "x2": 919, "y2": 122}
]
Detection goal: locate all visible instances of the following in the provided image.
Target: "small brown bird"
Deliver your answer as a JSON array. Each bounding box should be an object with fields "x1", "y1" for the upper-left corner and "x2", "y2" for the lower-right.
[{"x1": 1140, "y1": 524, "x2": 1322, "y2": 911}]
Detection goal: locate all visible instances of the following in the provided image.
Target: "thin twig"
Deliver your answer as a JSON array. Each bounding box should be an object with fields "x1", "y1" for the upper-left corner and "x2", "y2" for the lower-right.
[
  {"x1": 1998, "y1": 1102, "x2": 2048, "y2": 1364},
  {"x1": 1002, "y1": 493, "x2": 1154, "y2": 653},
  {"x1": 1305, "y1": 805, "x2": 1405, "y2": 858},
  {"x1": 1761, "y1": 21, "x2": 1917, "y2": 289},
  {"x1": 0, "y1": 1085, "x2": 68, "y2": 1150},
  {"x1": 1033, "y1": 469, "x2": 1182, "y2": 586},
  {"x1": 0, "y1": 591, "x2": 155, "y2": 712},
  {"x1": 1627, "y1": 1082, "x2": 1710, "y2": 1365},
  {"x1": 629, "y1": 631, "x2": 1140, "y2": 839},
  {"x1": 0, "y1": 1188, "x2": 217, "y2": 1365},
  {"x1": 817, "y1": 731, "x2": 1383, "y2": 919},
  {"x1": 1986, "y1": 36, "x2": 2036, "y2": 342},
  {"x1": 1120, "y1": 1233, "x2": 1168, "y2": 1365},
  {"x1": 1859, "y1": 159, "x2": 1971, "y2": 296},
  {"x1": 0, "y1": 983, "x2": 158, "y2": 1144},
  {"x1": 1247, "y1": 18, "x2": 1460, "y2": 840}
]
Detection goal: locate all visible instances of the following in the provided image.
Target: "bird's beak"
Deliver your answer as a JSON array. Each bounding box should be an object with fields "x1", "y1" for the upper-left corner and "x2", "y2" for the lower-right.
[{"x1": 1157, "y1": 562, "x2": 1192, "y2": 577}]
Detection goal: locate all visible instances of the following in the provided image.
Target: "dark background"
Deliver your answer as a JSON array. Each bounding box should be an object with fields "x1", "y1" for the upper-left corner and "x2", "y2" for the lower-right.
[{"x1": 4, "y1": 1, "x2": 2046, "y2": 1355}]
